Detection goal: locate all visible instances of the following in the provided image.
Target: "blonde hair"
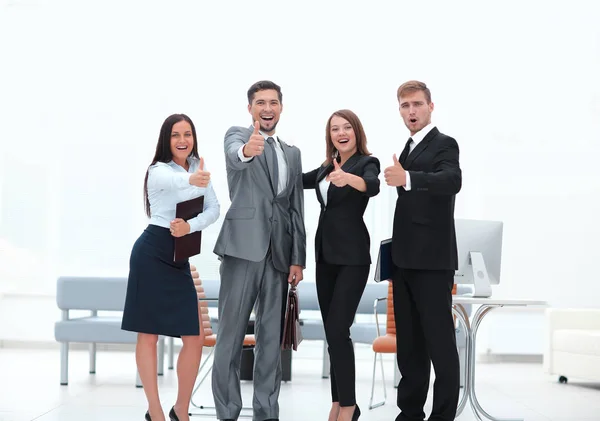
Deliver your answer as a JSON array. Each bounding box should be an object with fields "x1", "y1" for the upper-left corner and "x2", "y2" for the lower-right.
[{"x1": 397, "y1": 80, "x2": 432, "y2": 103}]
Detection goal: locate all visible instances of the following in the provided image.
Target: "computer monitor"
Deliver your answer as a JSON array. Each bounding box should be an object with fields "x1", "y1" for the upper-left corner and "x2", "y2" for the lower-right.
[{"x1": 454, "y1": 219, "x2": 503, "y2": 297}]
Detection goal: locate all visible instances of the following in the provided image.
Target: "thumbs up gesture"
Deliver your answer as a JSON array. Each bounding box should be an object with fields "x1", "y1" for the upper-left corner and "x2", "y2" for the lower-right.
[
  {"x1": 242, "y1": 121, "x2": 265, "y2": 157},
  {"x1": 190, "y1": 157, "x2": 211, "y2": 187},
  {"x1": 384, "y1": 154, "x2": 407, "y2": 186},
  {"x1": 327, "y1": 159, "x2": 350, "y2": 187}
]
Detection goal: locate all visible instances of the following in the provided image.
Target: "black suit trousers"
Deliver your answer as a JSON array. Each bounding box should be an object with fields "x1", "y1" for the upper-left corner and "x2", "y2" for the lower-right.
[
  {"x1": 316, "y1": 262, "x2": 369, "y2": 406},
  {"x1": 392, "y1": 266, "x2": 459, "y2": 421}
]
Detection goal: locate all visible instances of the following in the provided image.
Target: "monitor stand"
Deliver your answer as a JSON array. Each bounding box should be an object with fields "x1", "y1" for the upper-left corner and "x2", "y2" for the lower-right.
[{"x1": 470, "y1": 251, "x2": 492, "y2": 298}]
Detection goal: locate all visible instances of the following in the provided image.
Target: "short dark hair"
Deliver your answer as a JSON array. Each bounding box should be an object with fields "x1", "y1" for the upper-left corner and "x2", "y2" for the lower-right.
[
  {"x1": 247, "y1": 80, "x2": 283, "y2": 104},
  {"x1": 397, "y1": 80, "x2": 432, "y2": 104}
]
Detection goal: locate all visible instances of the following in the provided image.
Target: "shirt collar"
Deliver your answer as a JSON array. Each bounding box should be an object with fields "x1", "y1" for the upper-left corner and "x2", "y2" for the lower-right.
[
  {"x1": 168, "y1": 155, "x2": 197, "y2": 169},
  {"x1": 260, "y1": 131, "x2": 280, "y2": 145},
  {"x1": 411, "y1": 123, "x2": 436, "y2": 146}
]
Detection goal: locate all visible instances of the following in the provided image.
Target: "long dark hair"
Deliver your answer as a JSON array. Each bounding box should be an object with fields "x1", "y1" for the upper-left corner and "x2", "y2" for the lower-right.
[
  {"x1": 143, "y1": 114, "x2": 199, "y2": 217},
  {"x1": 324, "y1": 109, "x2": 371, "y2": 165}
]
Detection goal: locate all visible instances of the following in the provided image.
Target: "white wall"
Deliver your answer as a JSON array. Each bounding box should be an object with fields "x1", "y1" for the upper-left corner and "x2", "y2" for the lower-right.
[{"x1": 1, "y1": 0, "x2": 599, "y2": 354}]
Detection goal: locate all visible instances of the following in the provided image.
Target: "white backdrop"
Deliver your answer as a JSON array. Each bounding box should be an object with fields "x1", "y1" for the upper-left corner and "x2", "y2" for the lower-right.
[{"x1": 1, "y1": 0, "x2": 599, "y2": 348}]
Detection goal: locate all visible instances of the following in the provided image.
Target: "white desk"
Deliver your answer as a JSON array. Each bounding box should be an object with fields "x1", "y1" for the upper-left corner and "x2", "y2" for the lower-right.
[{"x1": 451, "y1": 297, "x2": 547, "y2": 421}]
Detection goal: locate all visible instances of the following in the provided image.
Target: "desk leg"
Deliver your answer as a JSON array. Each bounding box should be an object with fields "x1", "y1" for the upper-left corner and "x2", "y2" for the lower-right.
[
  {"x1": 468, "y1": 305, "x2": 523, "y2": 421},
  {"x1": 452, "y1": 304, "x2": 471, "y2": 418}
]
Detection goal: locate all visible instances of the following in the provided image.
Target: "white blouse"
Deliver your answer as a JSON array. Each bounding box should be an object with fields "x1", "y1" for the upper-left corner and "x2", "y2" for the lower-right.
[
  {"x1": 147, "y1": 157, "x2": 220, "y2": 233},
  {"x1": 319, "y1": 177, "x2": 331, "y2": 206}
]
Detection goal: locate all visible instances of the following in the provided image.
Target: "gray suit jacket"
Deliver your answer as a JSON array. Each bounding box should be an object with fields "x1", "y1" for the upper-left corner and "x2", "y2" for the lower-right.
[{"x1": 213, "y1": 126, "x2": 306, "y2": 273}]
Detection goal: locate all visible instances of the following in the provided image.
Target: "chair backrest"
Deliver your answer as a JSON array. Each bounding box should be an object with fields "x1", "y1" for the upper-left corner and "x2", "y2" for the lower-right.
[
  {"x1": 190, "y1": 265, "x2": 219, "y2": 308},
  {"x1": 295, "y1": 281, "x2": 388, "y2": 315},
  {"x1": 56, "y1": 276, "x2": 127, "y2": 311},
  {"x1": 297, "y1": 282, "x2": 320, "y2": 312},
  {"x1": 190, "y1": 266, "x2": 215, "y2": 336},
  {"x1": 356, "y1": 282, "x2": 389, "y2": 315},
  {"x1": 386, "y1": 281, "x2": 395, "y2": 335}
]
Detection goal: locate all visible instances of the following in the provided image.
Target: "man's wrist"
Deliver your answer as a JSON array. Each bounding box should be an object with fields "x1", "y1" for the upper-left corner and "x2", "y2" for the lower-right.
[
  {"x1": 237, "y1": 144, "x2": 253, "y2": 162},
  {"x1": 242, "y1": 144, "x2": 250, "y2": 158}
]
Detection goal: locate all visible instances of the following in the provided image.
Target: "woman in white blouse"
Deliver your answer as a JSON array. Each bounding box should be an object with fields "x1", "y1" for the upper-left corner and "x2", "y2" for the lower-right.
[{"x1": 122, "y1": 114, "x2": 220, "y2": 421}]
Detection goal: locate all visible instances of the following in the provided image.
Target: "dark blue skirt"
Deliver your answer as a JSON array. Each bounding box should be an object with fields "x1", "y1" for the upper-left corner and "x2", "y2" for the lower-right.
[{"x1": 121, "y1": 224, "x2": 199, "y2": 337}]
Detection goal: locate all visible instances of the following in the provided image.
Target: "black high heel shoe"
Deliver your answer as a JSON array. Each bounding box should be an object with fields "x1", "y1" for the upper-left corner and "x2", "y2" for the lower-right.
[
  {"x1": 352, "y1": 404, "x2": 361, "y2": 421},
  {"x1": 169, "y1": 406, "x2": 180, "y2": 421},
  {"x1": 145, "y1": 411, "x2": 152, "y2": 421}
]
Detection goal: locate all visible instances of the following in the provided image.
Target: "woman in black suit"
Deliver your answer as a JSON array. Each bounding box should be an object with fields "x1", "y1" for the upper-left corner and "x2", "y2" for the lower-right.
[{"x1": 303, "y1": 109, "x2": 380, "y2": 421}]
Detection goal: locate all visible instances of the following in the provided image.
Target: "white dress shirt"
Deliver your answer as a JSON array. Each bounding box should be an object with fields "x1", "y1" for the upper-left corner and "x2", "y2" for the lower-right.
[
  {"x1": 404, "y1": 123, "x2": 436, "y2": 191},
  {"x1": 237, "y1": 132, "x2": 288, "y2": 194},
  {"x1": 147, "y1": 156, "x2": 220, "y2": 233}
]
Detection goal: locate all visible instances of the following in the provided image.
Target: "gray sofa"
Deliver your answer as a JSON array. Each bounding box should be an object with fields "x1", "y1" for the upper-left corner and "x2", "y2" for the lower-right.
[{"x1": 54, "y1": 276, "x2": 166, "y2": 387}]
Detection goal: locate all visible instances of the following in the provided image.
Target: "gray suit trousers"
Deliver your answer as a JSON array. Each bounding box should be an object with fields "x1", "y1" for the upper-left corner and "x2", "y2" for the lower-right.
[{"x1": 212, "y1": 252, "x2": 288, "y2": 421}]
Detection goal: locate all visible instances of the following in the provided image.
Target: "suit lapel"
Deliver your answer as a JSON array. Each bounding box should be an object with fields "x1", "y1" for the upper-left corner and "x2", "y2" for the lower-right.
[
  {"x1": 278, "y1": 139, "x2": 292, "y2": 197},
  {"x1": 246, "y1": 126, "x2": 275, "y2": 195},
  {"x1": 315, "y1": 165, "x2": 331, "y2": 206},
  {"x1": 404, "y1": 127, "x2": 439, "y2": 168},
  {"x1": 340, "y1": 153, "x2": 361, "y2": 173}
]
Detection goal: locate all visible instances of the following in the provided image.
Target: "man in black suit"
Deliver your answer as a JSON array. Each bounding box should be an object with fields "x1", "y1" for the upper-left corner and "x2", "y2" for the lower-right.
[{"x1": 384, "y1": 80, "x2": 461, "y2": 421}]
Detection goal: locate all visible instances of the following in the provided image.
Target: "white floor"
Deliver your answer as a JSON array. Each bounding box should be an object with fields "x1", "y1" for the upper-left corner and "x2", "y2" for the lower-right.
[{"x1": 0, "y1": 342, "x2": 599, "y2": 421}]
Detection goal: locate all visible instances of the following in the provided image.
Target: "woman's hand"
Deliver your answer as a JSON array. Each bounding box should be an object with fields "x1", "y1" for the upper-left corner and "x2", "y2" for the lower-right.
[
  {"x1": 326, "y1": 160, "x2": 351, "y2": 187},
  {"x1": 189, "y1": 157, "x2": 211, "y2": 187},
  {"x1": 170, "y1": 218, "x2": 191, "y2": 237}
]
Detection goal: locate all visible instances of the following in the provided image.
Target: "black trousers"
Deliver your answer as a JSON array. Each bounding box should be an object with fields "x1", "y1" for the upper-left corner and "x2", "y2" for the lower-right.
[
  {"x1": 392, "y1": 267, "x2": 459, "y2": 421},
  {"x1": 316, "y1": 262, "x2": 370, "y2": 407}
]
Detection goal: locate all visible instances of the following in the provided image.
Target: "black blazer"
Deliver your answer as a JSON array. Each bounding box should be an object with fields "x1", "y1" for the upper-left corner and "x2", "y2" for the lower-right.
[
  {"x1": 391, "y1": 127, "x2": 461, "y2": 271},
  {"x1": 303, "y1": 153, "x2": 380, "y2": 266}
]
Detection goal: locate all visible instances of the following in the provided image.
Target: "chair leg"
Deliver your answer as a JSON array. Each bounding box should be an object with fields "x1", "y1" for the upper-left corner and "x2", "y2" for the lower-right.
[
  {"x1": 459, "y1": 346, "x2": 466, "y2": 388},
  {"x1": 60, "y1": 342, "x2": 69, "y2": 385},
  {"x1": 190, "y1": 347, "x2": 215, "y2": 408},
  {"x1": 136, "y1": 370, "x2": 142, "y2": 388},
  {"x1": 157, "y1": 337, "x2": 165, "y2": 376},
  {"x1": 189, "y1": 347, "x2": 253, "y2": 417},
  {"x1": 368, "y1": 352, "x2": 387, "y2": 409},
  {"x1": 168, "y1": 336, "x2": 175, "y2": 369},
  {"x1": 89, "y1": 343, "x2": 96, "y2": 374},
  {"x1": 321, "y1": 340, "x2": 330, "y2": 379}
]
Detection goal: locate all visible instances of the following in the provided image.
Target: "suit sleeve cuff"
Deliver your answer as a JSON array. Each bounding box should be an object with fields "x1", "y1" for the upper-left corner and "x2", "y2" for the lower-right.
[
  {"x1": 237, "y1": 145, "x2": 253, "y2": 162},
  {"x1": 403, "y1": 171, "x2": 411, "y2": 191}
]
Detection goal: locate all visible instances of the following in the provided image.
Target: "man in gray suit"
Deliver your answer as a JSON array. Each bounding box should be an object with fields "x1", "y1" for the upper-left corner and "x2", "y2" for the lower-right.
[{"x1": 212, "y1": 80, "x2": 306, "y2": 421}]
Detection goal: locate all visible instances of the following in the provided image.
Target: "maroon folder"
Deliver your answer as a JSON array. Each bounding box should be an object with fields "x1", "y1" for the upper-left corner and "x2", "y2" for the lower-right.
[{"x1": 173, "y1": 196, "x2": 204, "y2": 262}]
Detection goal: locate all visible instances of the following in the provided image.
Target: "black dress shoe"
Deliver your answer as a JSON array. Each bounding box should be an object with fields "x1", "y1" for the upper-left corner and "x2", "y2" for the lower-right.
[
  {"x1": 145, "y1": 411, "x2": 151, "y2": 421},
  {"x1": 352, "y1": 405, "x2": 361, "y2": 421},
  {"x1": 169, "y1": 406, "x2": 180, "y2": 421}
]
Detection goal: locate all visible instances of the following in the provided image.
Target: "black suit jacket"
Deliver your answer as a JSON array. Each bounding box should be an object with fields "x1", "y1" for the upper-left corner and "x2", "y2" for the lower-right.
[
  {"x1": 303, "y1": 153, "x2": 380, "y2": 266},
  {"x1": 391, "y1": 127, "x2": 461, "y2": 270}
]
